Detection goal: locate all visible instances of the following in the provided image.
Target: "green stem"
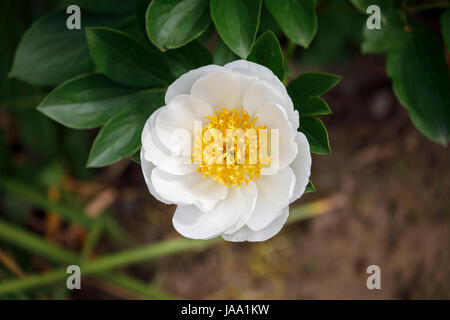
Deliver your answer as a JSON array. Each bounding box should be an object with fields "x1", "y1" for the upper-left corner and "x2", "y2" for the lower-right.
[
  {"x1": 0, "y1": 197, "x2": 340, "y2": 295},
  {"x1": 0, "y1": 177, "x2": 125, "y2": 241}
]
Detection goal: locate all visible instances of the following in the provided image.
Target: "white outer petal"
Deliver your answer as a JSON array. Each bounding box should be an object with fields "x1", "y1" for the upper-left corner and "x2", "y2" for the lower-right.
[
  {"x1": 142, "y1": 108, "x2": 195, "y2": 175},
  {"x1": 222, "y1": 207, "x2": 289, "y2": 242},
  {"x1": 165, "y1": 65, "x2": 222, "y2": 104},
  {"x1": 224, "y1": 182, "x2": 258, "y2": 235},
  {"x1": 289, "y1": 132, "x2": 312, "y2": 203},
  {"x1": 155, "y1": 94, "x2": 213, "y2": 156},
  {"x1": 190, "y1": 69, "x2": 242, "y2": 110},
  {"x1": 254, "y1": 102, "x2": 298, "y2": 171},
  {"x1": 246, "y1": 167, "x2": 296, "y2": 231},
  {"x1": 151, "y1": 167, "x2": 227, "y2": 212},
  {"x1": 173, "y1": 187, "x2": 245, "y2": 240},
  {"x1": 224, "y1": 60, "x2": 287, "y2": 96},
  {"x1": 140, "y1": 149, "x2": 172, "y2": 205},
  {"x1": 243, "y1": 80, "x2": 299, "y2": 131}
]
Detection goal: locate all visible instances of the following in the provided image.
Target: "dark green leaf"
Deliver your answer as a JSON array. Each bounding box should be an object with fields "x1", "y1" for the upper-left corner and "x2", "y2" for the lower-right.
[
  {"x1": 87, "y1": 89, "x2": 165, "y2": 167},
  {"x1": 86, "y1": 27, "x2": 172, "y2": 88},
  {"x1": 247, "y1": 31, "x2": 284, "y2": 80},
  {"x1": 362, "y1": 8, "x2": 403, "y2": 53},
  {"x1": 37, "y1": 74, "x2": 143, "y2": 129},
  {"x1": 74, "y1": 0, "x2": 139, "y2": 13},
  {"x1": 146, "y1": 0, "x2": 210, "y2": 50},
  {"x1": 213, "y1": 38, "x2": 239, "y2": 66},
  {"x1": 387, "y1": 26, "x2": 450, "y2": 146},
  {"x1": 164, "y1": 41, "x2": 212, "y2": 78},
  {"x1": 264, "y1": 0, "x2": 317, "y2": 48},
  {"x1": 211, "y1": 0, "x2": 262, "y2": 58},
  {"x1": 304, "y1": 181, "x2": 315, "y2": 193},
  {"x1": 130, "y1": 149, "x2": 141, "y2": 164},
  {"x1": 441, "y1": 9, "x2": 450, "y2": 51},
  {"x1": 350, "y1": 0, "x2": 395, "y2": 13},
  {"x1": 287, "y1": 72, "x2": 341, "y2": 106},
  {"x1": 298, "y1": 96, "x2": 332, "y2": 117},
  {"x1": 9, "y1": 11, "x2": 126, "y2": 86},
  {"x1": 299, "y1": 117, "x2": 331, "y2": 154}
]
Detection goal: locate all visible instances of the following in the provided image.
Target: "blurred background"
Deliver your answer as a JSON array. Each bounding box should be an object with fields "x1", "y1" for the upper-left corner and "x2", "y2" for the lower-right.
[{"x1": 0, "y1": 0, "x2": 449, "y2": 299}]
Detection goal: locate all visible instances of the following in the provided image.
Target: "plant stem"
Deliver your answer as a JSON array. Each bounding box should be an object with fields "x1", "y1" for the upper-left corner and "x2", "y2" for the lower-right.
[{"x1": 0, "y1": 195, "x2": 345, "y2": 295}]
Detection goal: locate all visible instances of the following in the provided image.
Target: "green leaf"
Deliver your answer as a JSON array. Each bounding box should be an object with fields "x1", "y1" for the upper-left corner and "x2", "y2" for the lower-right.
[
  {"x1": 304, "y1": 181, "x2": 315, "y2": 193},
  {"x1": 210, "y1": 0, "x2": 262, "y2": 58},
  {"x1": 287, "y1": 72, "x2": 341, "y2": 106},
  {"x1": 350, "y1": 0, "x2": 395, "y2": 13},
  {"x1": 130, "y1": 149, "x2": 141, "y2": 164},
  {"x1": 387, "y1": 26, "x2": 450, "y2": 146},
  {"x1": 9, "y1": 11, "x2": 126, "y2": 86},
  {"x1": 362, "y1": 8, "x2": 403, "y2": 53},
  {"x1": 146, "y1": 0, "x2": 211, "y2": 50},
  {"x1": 247, "y1": 31, "x2": 284, "y2": 80},
  {"x1": 86, "y1": 27, "x2": 172, "y2": 88},
  {"x1": 299, "y1": 117, "x2": 331, "y2": 154},
  {"x1": 74, "y1": 0, "x2": 139, "y2": 13},
  {"x1": 298, "y1": 96, "x2": 332, "y2": 117},
  {"x1": 164, "y1": 41, "x2": 212, "y2": 78},
  {"x1": 213, "y1": 38, "x2": 239, "y2": 66},
  {"x1": 441, "y1": 9, "x2": 450, "y2": 51},
  {"x1": 87, "y1": 90, "x2": 165, "y2": 167},
  {"x1": 37, "y1": 74, "x2": 144, "y2": 129},
  {"x1": 264, "y1": 0, "x2": 317, "y2": 48}
]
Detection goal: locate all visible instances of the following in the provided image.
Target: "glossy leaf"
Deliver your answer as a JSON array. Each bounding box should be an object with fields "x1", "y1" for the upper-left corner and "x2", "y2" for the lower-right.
[
  {"x1": 9, "y1": 11, "x2": 125, "y2": 86},
  {"x1": 87, "y1": 90, "x2": 165, "y2": 167},
  {"x1": 362, "y1": 8, "x2": 403, "y2": 53},
  {"x1": 298, "y1": 96, "x2": 332, "y2": 117},
  {"x1": 387, "y1": 26, "x2": 450, "y2": 146},
  {"x1": 287, "y1": 72, "x2": 341, "y2": 106},
  {"x1": 164, "y1": 41, "x2": 212, "y2": 78},
  {"x1": 299, "y1": 117, "x2": 331, "y2": 154},
  {"x1": 350, "y1": 0, "x2": 395, "y2": 13},
  {"x1": 213, "y1": 38, "x2": 239, "y2": 66},
  {"x1": 146, "y1": 0, "x2": 210, "y2": 50},
  {"x1": 247, "y1": 31, "x2": 284, "y2": 80},
  {"x1": 86, "y1": 27, "x2": 172, "y2": 88},
  {"x1": 37, "y1": 74, "x2": 143, "y2": 129},
  {"x1": 210, "y1": 0, "x2": 262, "y2": 58},
  {"x1": 74, "y1": 0, "x2": 139, "y2": 13},
  {"x1": 264, "y1": 0, "x2": 317, "y2": 48},
  {"x1": 441, "y1": 9, "x2": 450, "y2": 51}
]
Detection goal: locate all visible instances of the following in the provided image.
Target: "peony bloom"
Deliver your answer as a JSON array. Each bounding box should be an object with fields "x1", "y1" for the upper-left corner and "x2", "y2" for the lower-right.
[{"x1": 140, "y1": 60, "x2": 311, "y2": 242}]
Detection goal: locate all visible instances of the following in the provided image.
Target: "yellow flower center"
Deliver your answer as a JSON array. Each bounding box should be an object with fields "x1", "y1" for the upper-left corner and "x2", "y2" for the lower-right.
[{"x1": 193, "y1": 108, "x2": 272, "y2": 187}]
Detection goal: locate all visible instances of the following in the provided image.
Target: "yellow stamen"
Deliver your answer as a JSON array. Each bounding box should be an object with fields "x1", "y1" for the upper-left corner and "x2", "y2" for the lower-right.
[{"x1": 193, "y1": 108, "x2": 271, "y2": 187}]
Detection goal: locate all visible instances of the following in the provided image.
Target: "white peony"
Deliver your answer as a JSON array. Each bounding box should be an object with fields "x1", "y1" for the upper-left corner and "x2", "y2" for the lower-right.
[{"x1": 140, "y1": 60, "x2": 311, "y2": 242}]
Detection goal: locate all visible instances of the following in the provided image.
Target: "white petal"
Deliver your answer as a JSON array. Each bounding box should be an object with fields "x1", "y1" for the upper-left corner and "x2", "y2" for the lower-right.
[
  {"x1": 224, "y1": 59, "x2": 287, "y2": 95},
  {"x1": 246, "y1": 167, "x2": 296, "y2": 231},
  {"x1": 243, "y1": 80, "x2": 299, "y2": 131},
  {"x1": 224, "y1": 181, "x2": 258, "y2": 234},
  {"x1": 156, "y1": 94, "x2": 213, "y2": 156},
  {"x1": 190, "y1": 69, "x2": 242, "y2": 110},
  {"x1": 151, "y1": 167, "x2": 227, "y2": 212},
  {"x1": 173, "y1": 187, "x2": 245, "y2": 240},
  {"x1": 254, "y1": 102, "x2": 298, "y2": 171},
  {"x1": 140, "y1": 149, "x2": 172, "y2": 205},
  {"x1": 290, "y1": 132, "x2": 312, "y2": 203},
  {"x1": 222, "y1": 207, "x2": 289, "y2": 242},
  {"x1": 142, "y1": 108, "x2": 195, "y2": 175},
  {"x1": 165, "y1": 65, "x2": 222, "y2": 104}
]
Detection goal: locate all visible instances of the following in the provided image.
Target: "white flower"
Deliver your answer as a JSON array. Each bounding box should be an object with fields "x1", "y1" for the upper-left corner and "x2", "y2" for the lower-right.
[{"x1": 140, "y1": 60, "x2": 311, "y2": 242}]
